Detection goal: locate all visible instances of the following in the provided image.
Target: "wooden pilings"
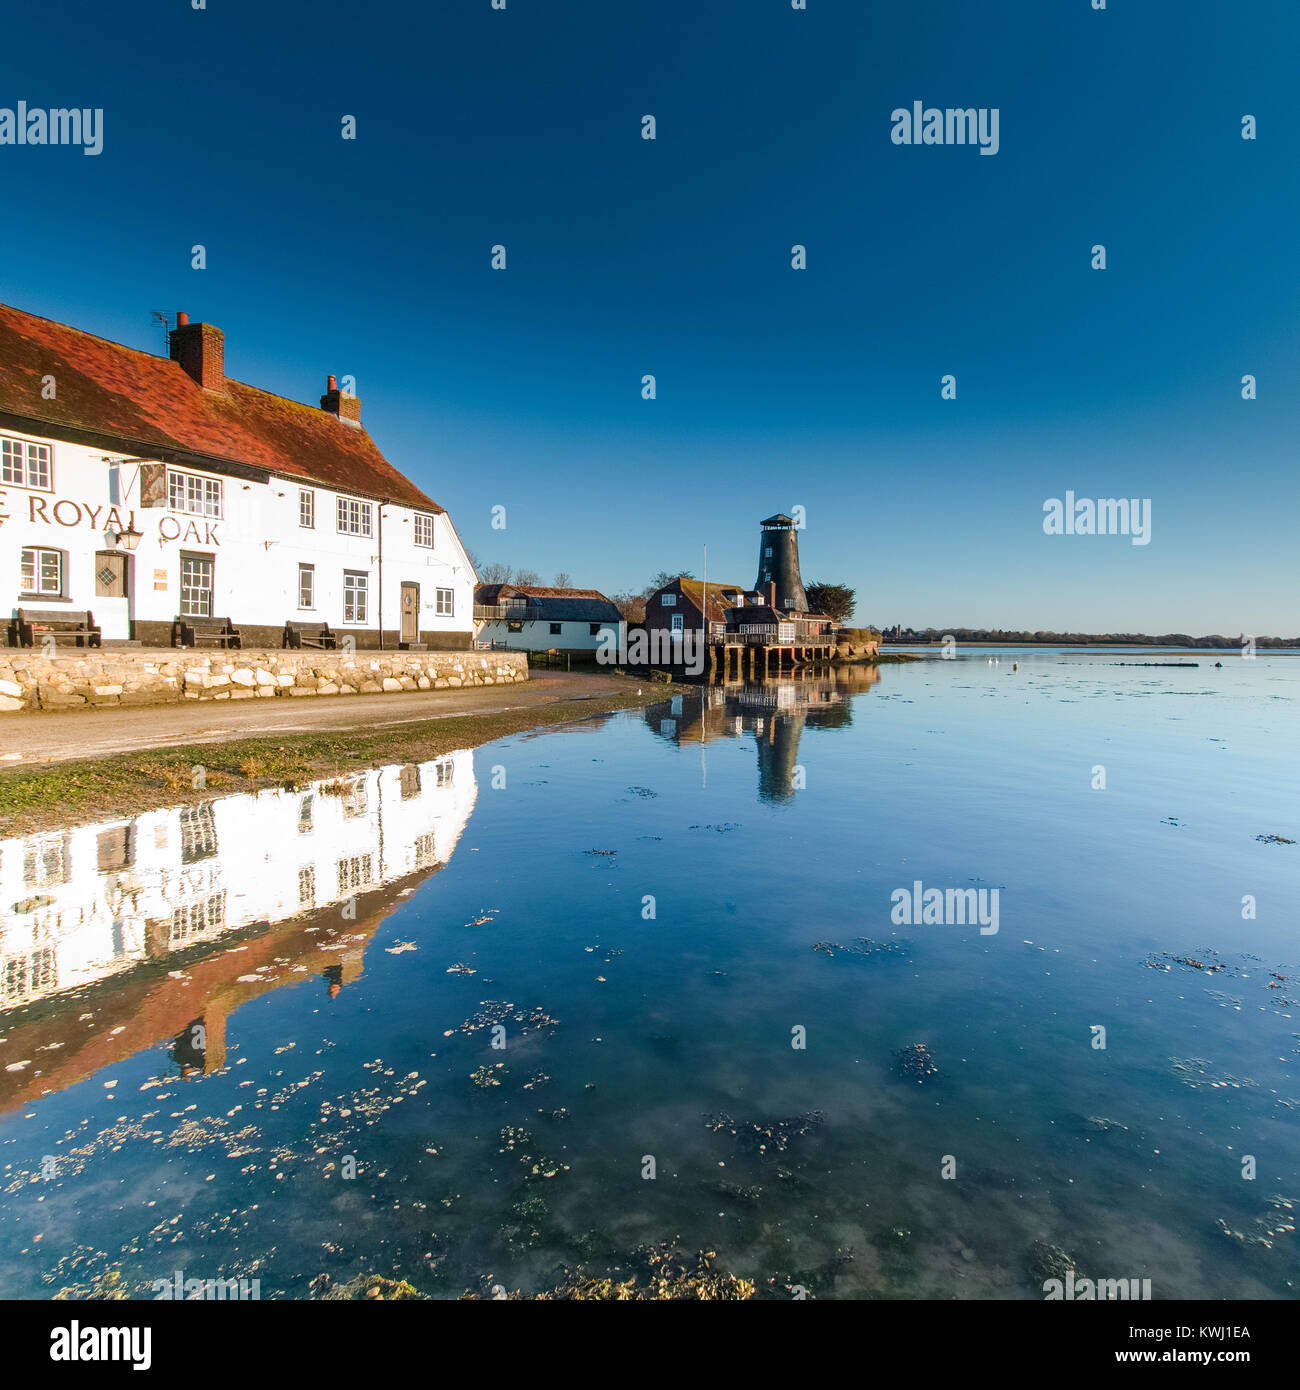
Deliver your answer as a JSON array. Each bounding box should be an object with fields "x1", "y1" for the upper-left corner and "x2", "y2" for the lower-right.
[{"x1": 705, "y1": 640, "x2": 837, "y2": 682}]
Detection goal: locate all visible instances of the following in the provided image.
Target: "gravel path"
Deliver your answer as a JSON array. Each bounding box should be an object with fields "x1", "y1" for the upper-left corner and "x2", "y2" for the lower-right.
[{"x1": 0, "y1": 670, "x2": 636, "y2": 767}]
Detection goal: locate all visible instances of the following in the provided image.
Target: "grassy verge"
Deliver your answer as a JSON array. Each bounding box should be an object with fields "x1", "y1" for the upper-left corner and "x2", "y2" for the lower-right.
[{"x1": 0, "y1": 684, "x2": 660, "y2": 837}]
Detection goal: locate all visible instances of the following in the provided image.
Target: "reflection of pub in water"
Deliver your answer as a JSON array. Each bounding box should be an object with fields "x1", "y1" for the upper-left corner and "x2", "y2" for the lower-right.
[
  {"x1": 0, "y1": 753, "x2": 476, "y2": 1110},
  {"x1": 644, "y1": 668, "x2": 877, "y2": 802}
]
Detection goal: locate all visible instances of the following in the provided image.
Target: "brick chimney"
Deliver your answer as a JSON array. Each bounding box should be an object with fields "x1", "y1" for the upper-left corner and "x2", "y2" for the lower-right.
[
  {"x1": 320, "y1": 374, "x2": 361, "y2": 426},
  {"x1": 168, "y1": 312, "x2": 225, "y2": 392},
  {"x1": 768, "y1": 581, "x2": 778, "y2": 610}
]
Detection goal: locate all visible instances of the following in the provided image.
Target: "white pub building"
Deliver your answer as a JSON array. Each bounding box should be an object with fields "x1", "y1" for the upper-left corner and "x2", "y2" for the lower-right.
[{"x1": 0, "y1": 303, "x2": 477, "y2": 649}]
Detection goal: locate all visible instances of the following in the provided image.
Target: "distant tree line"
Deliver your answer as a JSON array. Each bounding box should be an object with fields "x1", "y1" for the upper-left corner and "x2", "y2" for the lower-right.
[{"x1": 880, "y1": 627, "x2": 1298, "y2": 648}]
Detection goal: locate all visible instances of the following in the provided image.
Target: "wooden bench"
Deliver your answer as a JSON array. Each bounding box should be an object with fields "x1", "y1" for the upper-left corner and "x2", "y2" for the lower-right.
[
  {"x1": 282, "y1": 620, "x2": 338, "y2": 650},
  {"x1": 14, "y1": 607, "x2": 102, "y2": 648},
  {"x1": 172, "y1": 615, "x2": 241, "y2": 649}
]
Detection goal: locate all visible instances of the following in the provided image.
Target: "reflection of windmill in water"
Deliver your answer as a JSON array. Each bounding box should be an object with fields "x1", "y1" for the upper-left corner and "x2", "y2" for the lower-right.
[
  {"x1": 754, "y1": 704, "x2": 805, "y2": 803},
  {"x1": 644, "y1": 667, "x2": 878, "y2": 803}
]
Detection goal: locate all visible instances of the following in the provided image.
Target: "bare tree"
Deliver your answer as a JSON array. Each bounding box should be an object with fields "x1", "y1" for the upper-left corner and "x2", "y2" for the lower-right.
[
  {"x1": 514, "y1": 568, "x2": 541, "y2": 587},
  {"x1": 477, "y1": 562, "x2": 513, "y2": 585},
  {"x1": 646, "y1": 569, "x2": 692, "y2": 594},
  {"x1": 553, "y1": 571, "x2": 573, "y2": 588},
  {"x1": 612, "y1": 591, "x2": 647, "y2": 624}
]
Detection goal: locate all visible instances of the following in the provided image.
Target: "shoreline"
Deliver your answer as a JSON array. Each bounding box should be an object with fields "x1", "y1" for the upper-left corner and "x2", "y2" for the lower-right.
[
  {"x1": 1, "y1": 659, "x2": 915, "y2": 835},
  {"x1": 882, "y1": 643, "x2": 1300, "y2": 654},
  {"x1": 0, "y1": 671, "x2": 662, "y2": 838}
]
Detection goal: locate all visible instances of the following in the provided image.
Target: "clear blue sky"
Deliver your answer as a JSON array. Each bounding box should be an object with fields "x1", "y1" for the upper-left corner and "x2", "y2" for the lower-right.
[{"x1": 2, "y1": 0, "x2": 1296, "y2": 633}]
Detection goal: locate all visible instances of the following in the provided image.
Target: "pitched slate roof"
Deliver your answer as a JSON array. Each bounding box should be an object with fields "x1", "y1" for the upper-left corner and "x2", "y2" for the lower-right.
[
  {"x1": 0, "y1": 302, "x2": 440, "y2": 511},
  {"x1": 674, "y1": 577, "x2": 745, "y2": 623},
  {"x1": 475, "y1": 584, "x2": 622, "y2": 623},
  {"x1": 727, "y1": 603, "x2": 784, "y2": 626}
]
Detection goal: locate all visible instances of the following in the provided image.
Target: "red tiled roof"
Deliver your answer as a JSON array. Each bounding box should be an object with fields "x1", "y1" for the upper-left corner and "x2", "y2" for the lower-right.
[{"x1": 0, "y1": 303, "x2": 440, "y2": 512}]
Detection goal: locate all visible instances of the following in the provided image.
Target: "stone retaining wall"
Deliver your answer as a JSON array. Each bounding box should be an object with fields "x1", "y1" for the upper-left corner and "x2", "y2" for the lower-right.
[{"x1": 0, "y1": 649, "x2": 529, "y2": 713}]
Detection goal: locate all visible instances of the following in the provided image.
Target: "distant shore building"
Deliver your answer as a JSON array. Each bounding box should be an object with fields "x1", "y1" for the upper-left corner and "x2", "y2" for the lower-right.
[
  {"x1": 0, "y1": 303, "x2": 476, "y2": 648},
  {"x1": 643, "y1": 575, "x2": 746, "y2": 645},
  {"x1": 473, "y1": 583, "x2": 625, "y2": 656},
  {"x1": 642, "y1": 515, "x2": 836, "y2": 667}
]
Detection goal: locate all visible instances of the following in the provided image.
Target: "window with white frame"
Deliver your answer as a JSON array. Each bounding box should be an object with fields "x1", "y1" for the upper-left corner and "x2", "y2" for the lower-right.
[
  {"x1": 1, "y1": 437, "x2": 51, "y2": 490},
  {"x1": 662, "y1": 592, "x2": 676, "y2": 606},
  {"x1": 298, "y1": 563, "x2": 315, "y2": 609},
  {"x1": 170, "y1": 893, "x2": 226, "y2": 944},
  {"x1": 670, "y1": 614, "x2": 684, "y2": 636},
  {"x1": 20, "y1": 547, "x2": 62, "y2": 595},
  {"x1": 1, "y1": 948, "x2": 56, "y2": 1002},
  {"x1": 179, "y1": 803, "x2": 218, "y2": 863},
  {"x1": 339, "y1": 780, "x2": 368, "y2": 819},
  {"x1": 24, "y1": 834, "x2": 69, "y2": 888},
  {"x1": 336, "y1": 496, "x2": 373, "y2": 536},
  {"x1": 343, "y1": 570, "x2": 368, "y2": 623},
  {"x1": 168, "y1": 469, "x2": 223, "y2": 518},
  {"x1": 413, "y1": 513, "x2": 435, "y2": 547},
  {"x1": 180, "y1": 553, "x2": 214, "y2": 618},
  {"x1": 435, "y1": 587, "x2": 453, "y2": 616},
  {"x1": 299, "y1": 489, "x2": 315, "y2": 528},
  {"x1": 337, "y1": 854, "x2": 374, "y2": 894}
]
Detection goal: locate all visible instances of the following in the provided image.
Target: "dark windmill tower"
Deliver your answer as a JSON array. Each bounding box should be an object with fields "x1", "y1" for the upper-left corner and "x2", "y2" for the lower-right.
[{"x1": 754, "y1": 514, "x2": 809, "y2": 614}]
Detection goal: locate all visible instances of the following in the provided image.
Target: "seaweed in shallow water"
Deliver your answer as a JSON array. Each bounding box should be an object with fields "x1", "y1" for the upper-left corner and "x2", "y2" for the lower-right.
[
  {"x1": 894, "y1": 1043, "x2": 939, "y2": 1083},
  {"x1": 703, "y1": 1109, "x2": 825, "y2": 1154}
]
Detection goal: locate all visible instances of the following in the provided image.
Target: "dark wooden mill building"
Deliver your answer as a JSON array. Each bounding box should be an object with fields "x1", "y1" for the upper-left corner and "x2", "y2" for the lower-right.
[{"x1": 643, "y1": 514, "x2": 838, "y2": 678}]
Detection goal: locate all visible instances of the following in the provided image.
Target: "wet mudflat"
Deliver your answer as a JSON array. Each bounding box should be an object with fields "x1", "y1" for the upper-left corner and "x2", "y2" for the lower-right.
[{"x1": 0, "y1": 653, "x2": 1296, "y2": 1298}]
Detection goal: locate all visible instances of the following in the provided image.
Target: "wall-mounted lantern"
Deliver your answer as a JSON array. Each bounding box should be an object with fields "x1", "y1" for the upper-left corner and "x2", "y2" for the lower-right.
[{"x1": 104, "y1": 523, "x2": 144, "y2": 552}]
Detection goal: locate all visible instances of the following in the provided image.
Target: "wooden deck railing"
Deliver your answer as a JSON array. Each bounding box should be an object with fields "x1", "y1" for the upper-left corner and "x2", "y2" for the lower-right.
[
  {"x1": 704, "y1": 630, "x2": 838, "y2": 647},
  {"x1": 474, "y1": 603, "x2": 543, "y2": 621}
]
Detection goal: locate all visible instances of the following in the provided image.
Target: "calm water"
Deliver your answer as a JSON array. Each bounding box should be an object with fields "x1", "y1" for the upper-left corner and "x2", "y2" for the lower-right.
[{"x1": 1, "y1": 651, "x2": 1297, "y2": 1299}]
